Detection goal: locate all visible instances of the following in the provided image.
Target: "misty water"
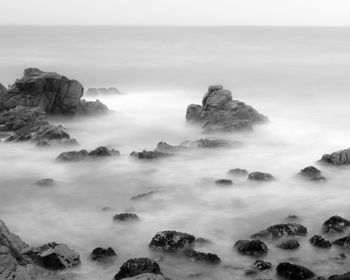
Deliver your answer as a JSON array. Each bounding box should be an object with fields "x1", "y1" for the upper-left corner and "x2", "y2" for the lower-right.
[{"x1": 1, "y1": 26, "x2": 350, "y2": 279}]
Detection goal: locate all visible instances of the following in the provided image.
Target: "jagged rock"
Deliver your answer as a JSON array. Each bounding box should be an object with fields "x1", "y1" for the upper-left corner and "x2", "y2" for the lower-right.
[
  {"x1": 322, "y1": 216, "x2": 350, "y2": 233},
  {"x1": 56, "y1": 146, "x2": 119, "y2": 161},
  {"x1": 320, "y1": 148, "x2": 350, "y2": 165},
  {"x1": 130, "y1": 150, "x2": 171, "y2": 160},
  {"x1": 333, "y1": 235, "x2": 350, "y2": 248},
  {"x1": 149, "y1": 231, "x2": 195, "y2": 252},
  {"x1": 122, "y1": 274, "x2": 166, "y2": 280},
  {"x1": 113, "y1": 213, "x2": 139, "y2": 222},
  {"x1": 183, "y1": 248, "x2": 221, "y2": 265},
  {"x1": 309, "y1": 235, "x2": 331, "y2": 248},
  {"x1": 86, "y1": 87, "x2": 122, "y2": 96},
  {"x1": 234, "y1": 239, "x2": 268, "y2": 257},
  {"x1": 90, "y1": 247, "x2": 116, "y2": 262},
  {"x1": 228, "y1": 168, "x2": 248, "y2": 176},
  {"x1": 251, "y1": 223, "x2": 307, "y2": 239},
  {"x1": 299, "y1": 166, "x2": 326, "y2": 181},
  {"x1": 24, "y1": 242, "x2": 80, "y2": 270},
  {"x1": 215, "y1": 179, "x2": 233, "y2": 186},
  {"x1": 276, "y1": 263, "x2": 315, "y2": 280},
  {"x1": 185, "y1": 85, "x2": 267, "y2": 132},
  {"x1": 277, "y1": 239, "x2": 300, "y2": 250},
  {"x1": 245, "y1": 259, "x2": 272, "y2": 275},
  {"x1": 0, "y1": 68, "x2": 108, "y2": 115},
  {"x1": 329, "y1": 272, "x2": 350, "y2": 280},
  {"x1": 114, "y1": 258, "x2": 162, "y2": 280},
  {"x1": 131, "y1": 191, "x2": 156, "y2": 200},
  {"x1": 35, "y1": 178, "x2": 55, "y2": 187},
  {"x1": 88, "y1": 146, "x2": 119, "y2": 157},
  {"x1": 248, "y1": 172, "x2": 274, "y2": 181}
]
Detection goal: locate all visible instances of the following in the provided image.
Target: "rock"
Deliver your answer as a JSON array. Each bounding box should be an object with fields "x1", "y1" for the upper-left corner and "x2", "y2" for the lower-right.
[
  {"x1": 88, "y1": 146, "x2": 119, "y2": 157},
  {"x1": 79, "y1": 99, "x2": 109, "y2": 114},
  {"x1": 299, "y1": 166, "x2": 326, "y2": 181},
  {"x1": 320, "y1": 148, "x2": 350, "y2": 165},
  {"x1": 0, "y1": 68, "x2": 108, "y2": 115},
  {"x1": 149, "y1": 231, "x2": 195, "y2": 252},
  {"x1": 86, "y1": 87, "x2": 122, "y2": 96},
  {"x1": 56, "y1": 146, "x2": 119, "y2": 161},
  {"x1": 286, "y1": 215, "x2": 299, "y2": 222},
  {"x1": 24, "y1": 242, "x2": 80, "y2": 270},
  {"x1": 122, "y1": 274, "x2": 166, "y2": 280},
  {"x1": 183, "y1": 138, "x2": 240, "y2": 148},
  {"x1": 155, "y1": 142, "x2": 186, "y2": 153},
  {"x1": 333, "y1": 235, "x2": 350, "y2": 248},
  {"x1": 309, "y1": 235, "x2": 332, "y2": 248},
  {"x1": 215, "y1": 179, "x2": 233, "y2": 186},
  {"x1": 248, "y1": 172, "x2": 274, "y2": 181},
  {"x1": 234, "y1": 239, "x2": 268, "y2": 257},
  {"x1": 114, "y1": 258, "x2": 162, "y2": 280},
  {"x1": 0, "y1": 252, "x2": 37, "y2": 280},
  {"x1": 329, "y1": 272, "x2": 350, "y2": 280},
  {"x1": 185, "y1": 85, "x2": 267, "y2": 132},
  {"x1": 131, "y1": 191, "x2": 156, "y2": 200},
  {"x1": 183, "y1": 248, "x2": 221, "y2": 265},
  {"x1": 113, "y1": 213, "x2": 139, "y2": 222},
  {"x1": 0, "y1": 83, "x2": 8, "y2": 96},
  {"x1": 322, "y1": 216, "x2": 350, "y2": 233},
  {"x1": 246, "y1": 259, "x2": 272, "y2": 274},
  {"x1": 251, "y1": 223, "x2": 307, "y2": 239},
  {"x1": 277, "y1": 239, "x2": 300, "y2": 250},
  {"x1": 130, "y1": 150, "x2": 172, "y2": 160},
  {"x1": 228, "y1": 168, "x2": 248, "y2": 176},
  {"x1": 35, "y1": 178, "x2": 55, "y2": 187},
  {"x1": 194, "y1": 237, "x2": 212, "y2": 245},
  {"x1": 276, "y1": 262, "x2": 315, "y2": 280},
  {"x1": 90, "y1": 247, "x2": 116, "y2": 262}
]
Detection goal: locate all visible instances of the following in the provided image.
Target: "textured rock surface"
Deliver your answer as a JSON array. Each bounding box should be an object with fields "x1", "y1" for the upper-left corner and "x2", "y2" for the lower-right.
[
  {"x1": 114, "y1": 258, "x2": 162, "y2": 280},
  {"x1": 248, "y1": 172, "x2": 274, "y2": 181},
  {"x1": 277, "y1": 239, "x2": 300, "y2": 250},
  {"x1": 90, "y1": 247, "x2": 116, "y2": 262},
  {"x1": 183, "y1": 248, "x2": 221, "y2": 265},
  {"x1": 309, "y1": 235, "x2": 332, "y2": 248},
  {"x1": 329, "y1": 272, "x2": 350, "y2": 280},
  {"x1": 56, "y1": 146, "x2": 119, "y2": 161},
  {"x1": 276, "y1": 263, "x2": 315, "y2": 280},
  {"x1": 185, "y1": 85, "x2": 267, "y2": 132},
  {"x1": 149, "y1": 231, "x2": 195, "y2": 252},
  {"x1": 299, "y1": 166, "x2": 326, "y2": 181},
  {"x1": 215, "y1": 179, "x2": 233, "y2": 186},
  {"x1": 0, "y1": 83, "x2": 7, "y2": 96},
  {"x1": 251, "y1": 223, "x2": 307, "y2": 239},
  {"x1": 333, "y1": 235, "x2": 350, "y2": 248},
  {"x1": 320, "y1": 148, "x2": 350, "y2": 165},
  {"x1": 130, "y1": 150, "x2": 172, "y2": 160},
  {"x1": 234, "y1": 239, "x2": 268, "y2": 257},
  {"x1": 322, "y1": 216, "x2": 350, "y2": 233},
  {"x1": 113, "y1": 213, "x2": 139, "y2": 222}
]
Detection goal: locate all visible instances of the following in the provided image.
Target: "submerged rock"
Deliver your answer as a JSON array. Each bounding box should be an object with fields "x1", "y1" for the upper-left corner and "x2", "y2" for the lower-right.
[
  {"x1": 56, "y1": 146, "x2": 119, "y2": 161},
  {"x1": 322, "y1": 216, "x2": 350, "y2": 233},
  {"x1": 333, "y1": 235, "x2": 350, "y2": 248},
  {"x1": 277, "y1": 239, "x2": 300, "y2": 250},
  {"x1": 215, "y1": 179, "x2": 233, "y2": 186},
  {"x1": 310, "y1": 235, "x2": 332, "y2": 248},
  {"x1": 130, "y1": 150, "x2": 172, "y2": 160},
  {"x1": 186, "y1": 85, "x2": 267, "y2": 132},
  {"x1": 113, "y1": 213, "x2": 139, "y2": 222},
  {"x1": 114, "y1": 258, "x2": 162, "y2": 280},
  {"x1": 248, "y1": 172, "x2": 274, "y2": 181},
  {"x1": 246, "y1": 259, "x2": 272, "y2": 275},
  {"x1": 320, "y1": 148, "x2": 350, "y2": 165},
  {"x1": 183, "y1": 248, "x2": 221, "y2": 265},
  {"x1": 149, "y1": 231, "x2": 195, "y2": 252},
  {"x1": 234, "y1": 239, "x2": 268, "y2": 257},
  {"x1": 228, "y1": 168, "x2": 248, "y2": 176},
  {"x1": 90, "y1": 247, "x2": 117, "y2": 262},
  {"x1": 299, "y1": 166, "x2": 326, "y2": 181},
  {"x1": 251, "y1": 223, "x2": 307, "y2": 239},
  {"x1": 35, "y1": 178, "x2": 55, "y2": 187},
  {"x1": 276, "y1": 262, "x2": 315, "y2": 280}
]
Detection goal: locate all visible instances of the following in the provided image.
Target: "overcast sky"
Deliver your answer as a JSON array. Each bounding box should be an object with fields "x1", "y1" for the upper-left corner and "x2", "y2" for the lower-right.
[{"x1": 2, "y1": 0, "x2": 350, "y2": 26}]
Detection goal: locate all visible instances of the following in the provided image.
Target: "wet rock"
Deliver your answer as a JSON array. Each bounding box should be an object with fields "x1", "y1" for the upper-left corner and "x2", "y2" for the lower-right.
[
  {"x1": 277, "y1": 239, "x2": 300, "y2": 250},
  {"x1": 333, "y1": 235, "x2": 350, "y2": 248},
  {"x1": 89, "y1": 146, "x2": 119, "y2": 157},
  {"x1": 130, "y1": 150, "x2": 172, "y2": 160},
  {"x1": 215, "y1": 179, "x2": 233, "y2": 186},
  {"x1": 248, "y1": 172, "x2": 274, "y2": 181},
  {"x1": 276, "y1": 262, "x2": 315, "y2": 280},
  {"x1": 234, "y1": 239, "x2": 268, "y2": 257},
  {"x1": 122, "y1": 273, "x2": 166, "y2": 280},
  {"x1": 228, "y1": 168, "x2": 248, "y2": 176},
  {"x1": 251, "y1": 223, "x2": 307, "y2": 239},
  {"x1": 183, "y1": 248, "x2": 221, "y2": 265},
  {"x1": 131, "y1": 191, "x2": 156, "y2": 200},
  {"x1": 79, "y1": 99, "x2": 109, "y2": 114},
  {"x1": 24, "y1": 242, "x2": 80, "y2": 270},
  {"x1": 186, "y1": 85, "x2": 267, "y2": 132},
  {"x1": 309, "y1": 235, "x2": 331, "y2": 248},
  {"x1": 149, "y1": 231, "x2": 195, "y2": 252},
  {"x1": 86, "y1": 87, "x2": 123, "y2": 96},
  {"x1": 322, "y1": 216, "x2": 350, "y2": 233},
  {"x1": 328, "y1": 272, "x2": 350, "y2": 280},
  {"x1": 90, "y1": 247, "x2": 116, "y2": 262},
  {"x1": 113, "y1": 213, "x2": 139, "y2": 222},
  {"x1": 320, "y1": 148, "x2": 350, "y2": 165},
  {"x1": 114, "y1": 258, "x2": 162, "y2": 280},
  {"x1": 35, "y1": 178, "x2": 55, "y2": 187},
  {"x1": 56, "y1": 146, "x2": 119, "y2": 161},
  {"x1": 246, "y1": 259, "x2": 272, "y2": 274},
  {"x1": 299, "y1": 166, "x2": 326, "y2": 181}
]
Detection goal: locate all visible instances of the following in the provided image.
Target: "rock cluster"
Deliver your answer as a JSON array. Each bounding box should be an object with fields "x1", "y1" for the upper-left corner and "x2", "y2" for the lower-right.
[
  {"x1": 56, "y1": 146, "x2": 119, "y2": 161},
  {"x1": 130, "y1": 150, "x2": 171, "y2": 160}
]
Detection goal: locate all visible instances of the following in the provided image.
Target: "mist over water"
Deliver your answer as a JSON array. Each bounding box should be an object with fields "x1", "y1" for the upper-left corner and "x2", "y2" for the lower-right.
[{"x1": 1, "y1": 26, "x2": 350, "y2": 279}]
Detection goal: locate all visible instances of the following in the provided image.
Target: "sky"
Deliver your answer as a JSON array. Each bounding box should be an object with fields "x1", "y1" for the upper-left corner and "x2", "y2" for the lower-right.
[{"x1": 1, "y1": 0, "x2": 350, "y2": 26}]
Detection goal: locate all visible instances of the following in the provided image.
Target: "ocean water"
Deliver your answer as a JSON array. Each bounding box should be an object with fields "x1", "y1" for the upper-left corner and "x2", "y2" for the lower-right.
[{"x1": 0, "y1": 26, "x2": 350, "y2": 279}]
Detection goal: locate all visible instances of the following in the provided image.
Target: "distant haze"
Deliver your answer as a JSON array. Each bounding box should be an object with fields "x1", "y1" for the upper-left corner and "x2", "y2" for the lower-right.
[{"x1": 2, "y1": 0, "x2": 350, "y2": 26}]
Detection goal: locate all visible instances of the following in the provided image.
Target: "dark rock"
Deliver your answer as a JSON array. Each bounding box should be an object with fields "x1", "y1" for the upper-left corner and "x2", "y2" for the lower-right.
[
  {"x1": 24, "y1": 242, "x2": 80, "y2": 270},
  {"x1": 183, "y1": 248, "x2": 221, "y2": 265},
  {"x1": 149, "y1": 231, "x2": 195, "y2": 252},
  {"x1": 228, "y1": 168, "x2": 248, "y2": 176},
  {"x1": 35, "y1": 178, "x2": 55, "y2": 187},
  {"x1": 276, "y1": 262, "x2": 315, "y2": 280},
  {"x1": 248, "y1": 172, "x2": 274, "y2": 181},
  {"x1": 329, "y1": 272, "x2": 350, "y2": 280},
  {"x1": 56, "y1": 146, "x2": 119, "y2": 161},
  {"x1": 333, "y1": 235, "x2": 350, "y2": 248},
  {"x1": 131, "y1": 191, "x2": 156, "y2": 200},
  {"x1": 215, "y1": 179, "x2": 233, "y2": 186},
  {"x1": 113, "y1": 213, "x2": 139, "y2": 222},
  {"x1": 114, "y1": 258, "x2": 162, "y2": 280},
  {"x1": 309, "y1": 235, "x2": 332, "y2": 248},
  {"x1": 121, "y1": 274, "x2": 166, "y2": 280},
  {"x1": 130, "y1": 150, "x2": 172, "y2": 160},
  {"x1": 194, "y1": 237, "x2": 212, "y2": 245},
  {"x1": 90, "y1": 247, "x2": 116, "y2": 262},
  {"x1": 251, "y1": 223, "x2": 307, "y2": 239},
  {"x1": 299, "y1": 166, "x2": 326, "y2": 181},
  {"x1": 88, "y1": 146, "x2": 119, "y2": 157},
  {"x1": 320, "y1": 148, "x2": 350, "y2": 165},
  {"x1": 322, "y1": 216, "x2": 350, "y2": 233},
  {"x1": 79, "y1": 99, "x2": 109, "y2": 114},
  {"x1": 234, "y1": 239, "x2": 268, "y2": 257},
  {"x1": 277, "y1": 239, "x2": 300, "y2": 250},
  {"x1": 186, "y1": 85, "x2": 268, "y2": 132},
  {"x1": 250, "y1": 259, "x2": 272, "y2": 272}
]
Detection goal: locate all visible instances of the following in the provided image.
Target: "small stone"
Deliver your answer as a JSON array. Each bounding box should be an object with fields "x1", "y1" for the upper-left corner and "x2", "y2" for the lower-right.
[
  {"x1": 251, "y1": 223, "x2": 307, "y2": 239},
  {"x1": 183, "y1": 248, "x2": 220, "y2": 265},
  {"x1": 215, "y1": 179, "x2": 233, "y2": 186},
  {"x1": 130, "y1": 150, "x2": 172, "y2": 160},
  {"x1": 234, "y1": 239, "x2": 268, "y2": 257},
  {"x1": 299, "y1": 166, "x2": 326, "y2": 181},
  {"x1": 333, "y1": 235, "x2": 350, "y2": 248}
]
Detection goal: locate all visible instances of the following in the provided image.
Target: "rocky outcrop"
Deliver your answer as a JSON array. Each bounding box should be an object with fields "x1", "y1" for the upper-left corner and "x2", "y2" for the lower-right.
[
  {"x1": 248, "y1": 172, "x2": 274, "y2": 181},
  {"x1": 90, "y1": 247, "x2": 116, "y2": 262},
  {"x1": 114, "y1": 258, "x2": 162, "y2": 280},
  {"x1": 186, "y1": 85, "x2": 267, "y2": 132},
  {"x1": 56, "y1": 146, "x2": 119, "y2": 161},
  {"x1": 130, "y1": 150, "x2": 172, "y2": 160},
  {"x1": 333, "y1": 235, "x2": 350, "y2": 248},
  {"x1": 299, "y1": 166, "x2": 326, "y2": 181},
  {"x1": 277, "y1": 239, "x2": 300, "y2": 250},
  {"x1": 329, "y1": 272, "x2": 350, "y2": 280},
  {"x1": 320, "y1": 148, "x2": 350, "y2": 165},
  {"x1": 183, "y1": 248, "x2": 220, "y2": 265},
  {"x1": 149, "y1": 231, "x2": 195, "y2": 252},
  {"x1": 113, "y1": 213, "x2": 139, "y2": 222},
  {"x1": 234, "y1": 239, "x2": 268, "y2": 257},
  {"x1": 0, "y1": 68, "x2": 108, "y2": 116},
  {"x1": 86, "y1": 87, "x2": 123, "y2": 96},
  {"x1": 322, "y1": 216, "x2": 350, "y2": 233},
  {"x1": 251, "y1": 223, "x2": 307, "y2": 239},
  {"x1": 276, "y1": 263, "x2": 315, "y2": 280}
]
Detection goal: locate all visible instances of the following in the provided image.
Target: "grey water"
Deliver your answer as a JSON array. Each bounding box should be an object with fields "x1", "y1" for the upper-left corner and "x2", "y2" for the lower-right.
[{"x1": 1, "y1": 26, "x2": 350, "y2": 279}]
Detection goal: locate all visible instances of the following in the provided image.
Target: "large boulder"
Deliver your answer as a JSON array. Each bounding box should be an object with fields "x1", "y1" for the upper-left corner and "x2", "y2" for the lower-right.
[
  {"x1": 0, "y1": 68, "x2": 108, "y2": 115},
  {"x1": 186, "y1": 85, "x2": 267, "y2": 132},
  {"x1": 251, "y1": 223, "x2": 307, "y2": 239},
  {"x1": 320, "y1": 148, "x2": 350, "y2": 165},
  {"x1": 149, "y1": 231, "x2": 195, "y2": 252},
  {"x1": 114, "y1": 258, "x2": 162, "y2": 280},
  {"x1": 310, "y1": 235, "x2": 331, "y2": 248},
  {"x1": 234, "y1": 239, "x2": 268, "y2": 257},
  {"x1": 276, "y1": 262, "x2": 315, "y2": 280}
]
